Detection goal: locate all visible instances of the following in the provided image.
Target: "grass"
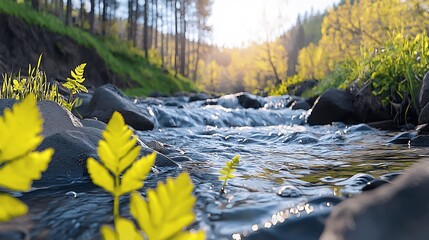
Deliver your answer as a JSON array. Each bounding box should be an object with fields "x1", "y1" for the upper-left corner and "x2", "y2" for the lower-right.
[{"x1": 0, "y1": 0, "x2": 198, "y2": 96}]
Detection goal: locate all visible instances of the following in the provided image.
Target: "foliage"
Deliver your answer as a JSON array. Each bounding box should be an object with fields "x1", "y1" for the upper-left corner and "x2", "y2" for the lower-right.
[
  {"x1": 218, "y1": 155, "x2": 240, "y2": 191},
  {"x1": 0, "y1": 0, "x2": 198, "y2": 96},
  {"x1": 87, "y1": 111, "x2": 155, "y2": 219},
  {"x1": 87, "y1": 111, "x2": 204, "y2": 239},
  {"x1": 63, "y1": 63, "x2": 88, "y2": 95},
  {"x1": 0, "y1": 55, "x2": 86, "y2": 110},
  {"x1": 0, "y1": 94, "x2": 54, "y2": 222}
]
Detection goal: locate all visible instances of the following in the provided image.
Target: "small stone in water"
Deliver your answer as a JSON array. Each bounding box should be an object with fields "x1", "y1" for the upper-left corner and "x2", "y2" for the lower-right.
[
  {"x1": 65, "y1": 191, "x2": 78, "y2": 198},
  {"x1": 361, "y1": 179, "x2": 389, "y2": 192},
  {"x1": 277, "y1": 185, "x2": 303, "y2": 198}
]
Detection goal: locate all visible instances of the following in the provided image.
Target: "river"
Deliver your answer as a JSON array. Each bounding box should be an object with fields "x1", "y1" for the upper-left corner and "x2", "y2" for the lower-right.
[{"x1": 13, "y1": 95, "x2": 427, "y2": 240}]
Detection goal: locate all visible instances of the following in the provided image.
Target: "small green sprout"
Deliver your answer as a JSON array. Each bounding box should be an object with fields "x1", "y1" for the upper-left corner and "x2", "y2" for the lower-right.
[{"x1": 218, "y1": 155, "x2": 240, "y2": 192}]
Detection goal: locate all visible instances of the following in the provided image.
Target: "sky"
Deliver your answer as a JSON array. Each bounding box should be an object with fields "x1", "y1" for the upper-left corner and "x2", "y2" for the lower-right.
[{"x1": 208, "y1": 0, "x2": 340, "y2": 47}]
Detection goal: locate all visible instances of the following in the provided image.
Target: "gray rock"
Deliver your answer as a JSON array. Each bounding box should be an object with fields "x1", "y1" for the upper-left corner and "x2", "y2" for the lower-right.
[
  {"x1": 236, "y1": 92, "x2": 262, "y2": 109},
  {"x1": 37, "y1": 101, "x2": 82, "y2": 137},
  {"x1": 290, "y1": 99, "x2": 311, "y2": 110},
  {"x1": 81, "y1": 118, "x2": 107, "y2": 130},
  {"x1": 85, "y1": 84, "x2": 154, "y2": 131},
  {"x1": 321, "y1": 162, "x2": 429, "y2": 240},
  {"x1": 189, "y1": 92, "x2": 213, "y2": 102},
  {"x1": 419, "y1": 71, "x2": 429, "y2": 108},
  {"x1": 409, "y1": 135, "x2": 429, "y2": 147},
  {"x1": 388, "y1": 132, "x2": 416, "y2": 144},
  {"x1": 0, "y1": 98, "x2": 17, "y2": 114},
  {"x1": 306, "y1": 89, "x2": 355, "y2": 125},
  {"x1": 72, "y1": 92, "x2": 93, "y2": 117},
  {"x1": 418, "y1": 101, "x2": 429, "y2": 124}
]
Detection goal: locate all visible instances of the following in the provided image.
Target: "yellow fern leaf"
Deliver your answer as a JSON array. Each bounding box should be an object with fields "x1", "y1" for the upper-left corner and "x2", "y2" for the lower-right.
[
  {"x1": 87, "y1": 157, "x2": 115, "y2": 194},
  {"x1": 218, "y1": 155, "x2": 240, "y2": 190},
  {"x1": 0, "y1": 194, "x2": 28, "y2": 222},
  {"x1": 119, "y1": 152, "x2": 155, "y2": 195},
  {"x1": 0, "y1": 94, "x2": 44, "y2": 162},
  {"x1": 63, "y1": 63, "x2": 88, "y2": 94},
  {"x1": 130, "y1": 172, "x2": 204, "y2": 240},
  {"x1": 101, "y1": 218, "x2": 143, "y2": 240}
]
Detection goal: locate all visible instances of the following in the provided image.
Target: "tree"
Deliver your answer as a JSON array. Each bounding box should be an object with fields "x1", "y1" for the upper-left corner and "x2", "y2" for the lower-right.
[{"x1": 65, "y1": 0, "x2": 72, "y2": 25}]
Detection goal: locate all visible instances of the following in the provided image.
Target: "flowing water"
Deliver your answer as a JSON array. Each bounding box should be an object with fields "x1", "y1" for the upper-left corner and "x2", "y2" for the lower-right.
[{"x1": 5, "y1": 95, "x2": 428, "y2": 240}]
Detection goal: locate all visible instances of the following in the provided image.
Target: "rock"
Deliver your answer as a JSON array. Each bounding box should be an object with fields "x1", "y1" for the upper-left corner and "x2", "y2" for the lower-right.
[
  {"x1": 37, "y1": 128, "x2": 102, "y2": 180},
  {"x1": 419, "y1": 101, "x2": 429, "y2": 124},
  {"x1": 306, "y1": 89, "x2": 355, "y2": 125},
  {"x1": 81, "y1": 118, "x2": 107, "y2": 130},
  {"x1": 367, "y1": 120, "x2": 397, "y2": 130},
  {"x1": 388, "y1": 132, "x2": 416, "y2": 144},
  {"x1": 85, "y1": 84, "x2": 154, "y2": 131},
  {"x1": 277, "y1": 185, "x2": 303, "y2": 198},
  {"x1": 189, "y1": 92, "x2": 213, "y2": 102},
  {"x1": 416, "y1": 123, "x2": 429, "y2": 135},
  {"x1": 72, "y1": 92, "x2": 93, "y2": 117},
  {"x1": 235, "y1": 92, "x2": 262, "y2": 109},
  {"x1": 409, "y1": 135, "x2": 429, "y2": 147},
  {"x1": 361, "y1": 179, "x2": 389, "y2": 192},
  {"x1": 287, "y1": 80, "x2": 317, "y2": 96},
  {"x1": 37, "y1": 101, "x2": 83, "y2": 136},
  {"x1": 419, "y1": 71, "x2": 429, "y2": 108},
  {"x1": 290, "y1": 99, "x2": 311, "y2": 111},
  {"x1": 139, "y1": 144, "x2": 179, "y2": 168},
  {"x1": 146, "y1": 140, "x2": 165, "y2": 153},
  {"x1": 349, "y1": 82, "x2": 392, "y2": 123},
  {"x1": 321, "y1": 162, "x2": 429, "y2": 240}
]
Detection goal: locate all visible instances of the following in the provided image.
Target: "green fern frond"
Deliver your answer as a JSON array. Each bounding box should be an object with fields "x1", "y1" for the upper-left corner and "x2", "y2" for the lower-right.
[
  {"x1": 218, "y1": 155, "x2": 240, "y2": 191},
  {"x1": 64, "y1": 63, "x2": 88, "y2": 94}
]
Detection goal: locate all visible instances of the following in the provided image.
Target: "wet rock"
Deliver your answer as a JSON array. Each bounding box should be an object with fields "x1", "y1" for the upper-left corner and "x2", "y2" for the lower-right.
[
  {"x1": 321, "y1": 162, "x2": 429, "y2": 240},
  {"x1": 290, "y1": 99, "x2": 311, "y2": 111},
  {"x1": 170, "y1": 155, "x2": 192, "y2": 162},
  {"x1": 367, "y1": 120, "x2": 397, "y2": 130},
  {"x1": 236, "y1": 92, "x2": 262, "y2": 109},
  {"x1": 419, "y1": 102, "x2": 429, "y2": 124},
  {"x1": 85, "y1": 84, "x2": 154, "y2": 131},
  {"x1": 80, "y1": 118, "x2": 107, "y2": 130},
  {"x1": 416, "y1": 123, "x2": 429, "y2": 135},
  {"x1": 0, "y1": 98, "x2": 17, "y2": 115},
  {"x1": 37, "y1": 101, "x2": 83, "y2": 136},
  {"x1": 388, "y1": 132, "x2": 416, "y2": 144},
  {"x1": 287, "y1": 80, "x2": 317, "y2": 96},
  {"x1": 146, "y1": 140, "x2": 165, "y2": 153},
  {"x1": 306, "y1": 88, "x2": 355, "y2": 125},
  {"x1": 409, "y1": 135, "x2": 429, "y2": 147},
  {"x1": 72, "y1": 92, "x2": 93, "y2": 117},
  {"x1": 361, "y1": 179, "x2": 389, "y2": 192},
  {"x1": 189, "y1": 92, "x2": 213, "y2": 102},
  {"x1": 345, "y1": 124, "x2": 375, "y2": 133},
  {"x1": 277, "y1": 185, "x2": 303, "y2": 198},
  {"x1": 218, "y1": 95, "x2": 240, "y2": 109},
  {"x1": 419, "y1": 71, "x2": 429, "y2": 108},
  {"x1": 37, "y1": 128, "x2": 102, "y2": 180},
  {"x1": 349, "y1": 82, "x2": 392, "y2": 123}
]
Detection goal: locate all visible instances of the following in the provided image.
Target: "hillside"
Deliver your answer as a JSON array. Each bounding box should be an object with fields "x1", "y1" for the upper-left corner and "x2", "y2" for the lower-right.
[{"x1": 0, "y1": 0, "x2": 197, "y2": 96}]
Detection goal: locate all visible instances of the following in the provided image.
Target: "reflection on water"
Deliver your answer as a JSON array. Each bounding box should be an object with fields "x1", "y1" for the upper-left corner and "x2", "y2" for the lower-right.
[{"x1": 5, "y1": 96, "x2": 429, "y2": 239}]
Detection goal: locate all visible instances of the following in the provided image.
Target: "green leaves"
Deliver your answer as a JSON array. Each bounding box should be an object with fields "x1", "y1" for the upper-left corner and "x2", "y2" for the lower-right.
[
  {"x1": 0, "y1": 94, "x2": 54, "y2": 222},
  {"x1": 130, "y1": 172, "x2": 203, "y2": 240},
  {"x1": 63, "y1": 63, "x2": 88, "y2": 94},
  {"x1": 218, "y1": 155, "x2": 240, "y2": 191}
]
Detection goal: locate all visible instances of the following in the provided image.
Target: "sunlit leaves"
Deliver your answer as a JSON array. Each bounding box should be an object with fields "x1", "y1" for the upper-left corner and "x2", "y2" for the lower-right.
[
  {"x1": 130, "y1": 172, "x2": 205, "y2": 240},
  {"x1": 0, "y1": 94, "x2": 53, "y2": 222},
  {"x1": 218, "y1": 155, "x2": 240, "y2": 191},
  {"x1": 0, "y1": 194, "x2": 28, "y2": 222},
  {"x1": 101, "y1": 218, "x2": 143, "y2": 240},
  {"x1": 87, "y1": 111, "x2": 155, "y2": 218},
  {"x1": 63, "y1": 63, "x2": 88, "y2": 94}
]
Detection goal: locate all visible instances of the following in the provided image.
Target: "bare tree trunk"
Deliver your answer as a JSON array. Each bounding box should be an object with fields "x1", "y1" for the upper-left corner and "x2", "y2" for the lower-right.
[
  {"x1": 80, "y1": 0, "x2": 84, "y2": 28},
  {"x1": 59, "y1": 0, "x2": 64, "y2": 20},
  {"x1": 154, "y1": 0, "x2": 158, "y2": 49},
  {"x1": 133, "y1": 0, "x2": 139, "y2": 46},
  {"x1": 65, "y1": 0, "x2": 72, "y2": 25},
  {"x1": 174, "y1": 0, "x2": 179, "y2": 77},
  {"x1": 179, "y1": 0, "x2": 186, "y2": 76},
  {"x1": 192, "y1": 38, "x2": 200, "y2": 82},
  {"x1": 89, "y1": 0, "x2": 95, "y2": 33},
  {"x1": 31, "y1": 0, "x2": 39, "y2": 10},
  {"x1": 102, "y1": 0, "x2": 107, "y2": 35},
  {"x1": 265, "y1": 39, "x2": 281, "y2": 85},
  {"x1": 143, "y1": 0, "x2": 149, "y2": 58},
  {"x1": 128, "y1": 0, "x2": 134, "y2": 41},
  {"x1": 161, "y1": 13, "x2": 165, "y2": 68}
]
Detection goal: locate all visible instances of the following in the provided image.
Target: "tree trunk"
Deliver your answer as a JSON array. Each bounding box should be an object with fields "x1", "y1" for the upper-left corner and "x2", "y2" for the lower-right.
[
  {"x1": 179, "y1": 0, "x2": 186, "y2": 76},
  {"x1": 128, "y1": 0, "x2": 134, "y2": 41},
  {"x1": 102, "y1": 0, "x2": 107, "y2": 35},
  {"x1": 89, "y1": 0, "x2": 95, "y2": 33},
  {"x1": 80, "y1": 0, "x2": 84, "y2": 28},
  {"x1": 65, "y1": 0, "x2": 72, "y2": 25},
  {"x1": 192, "y1": 38, "x2": 200, "y2": 82},
  {"x1": 59, "y1": 0, "x2": 64, "y2": 20},
  {"x1": 265, "y1": 39, "x2": 281, "y2": 85},
  {"x1": 133, "y1": 0, "x2": 139, "y2": 46},
  {"x1": 174, "y1": 0, "x2": 179, "y2": 77},
  {"x1": 143, "y1": 0, "x2": 149, "y2": 58}
]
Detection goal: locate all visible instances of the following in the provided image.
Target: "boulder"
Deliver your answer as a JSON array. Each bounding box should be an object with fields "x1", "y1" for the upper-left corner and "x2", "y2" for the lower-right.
[
  {"x1": 235, "y1": 92, "x2": 262, "y2": 109},
  {"x1": 409, "y1": 135, "x2": 429, "y2": 147},
  {"x1": 72, "y1": 92, "x2": 93, "y2": 117},
  {"x1": 287, "y1": 79, "x2": 317, "y2": 96},
  {"x1": 189, "y1": 92, "x2": 213, "y2": 102},
  {"x1": 349, "y1": 82, "x2": 392, "y2": 123},
  {"x1": 418, "y1": 101, "x2": 429, "y2": 124},
  {"x1": 290, "y1": 99, "x2": 311, "y2": 111},
  {"x1": 81, "y1": 118, "x2": 107, "y2": 130},
  {"x1": 85, "y1": 84, "x2": 154, "y2": 130},
  {"x1": 419, "y1": 71, "x2": 429, "y2": 108},
  {"x1": 37, "y1": 101, "x2": 82, "y2": 136},
  {"x1": 306, "y1": 89, "x2": 355, "y2": 125},
  {"x1": 321, "y1": 162, "x2": 429, "y2": 240}
]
